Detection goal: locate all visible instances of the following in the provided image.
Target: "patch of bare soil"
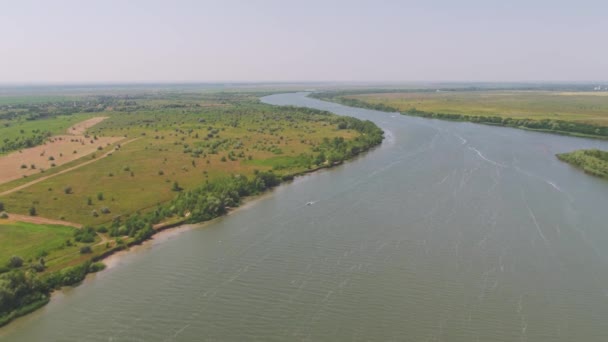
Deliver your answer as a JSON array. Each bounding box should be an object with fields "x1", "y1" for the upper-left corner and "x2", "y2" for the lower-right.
[
  {"x1": 1, "y1": 213, "x2": 82, "y2": 228},
  {"x1": 0, "y1": 117, "x2": 122, "y2": 185}
]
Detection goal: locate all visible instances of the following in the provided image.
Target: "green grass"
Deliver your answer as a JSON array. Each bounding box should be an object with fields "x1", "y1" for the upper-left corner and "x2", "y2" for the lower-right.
[
  {"x1": 557, "y1": 149, "x2": 608, "y2": 178},
  {"x1": 0, "y1": 94, "x2": 364, "y2": 226},
  {"x1": 0, "y1": 95, "x2": 72, "y2": 105},
  {"x1": 0, "y1": 113, "x2": 96, "y2": 154},
  {"x1": 0, "y1": 221, "x2": 82, "y2": 268},
  {"x1": 347, "y1": 91, "x2": 608, "y2": 126}
]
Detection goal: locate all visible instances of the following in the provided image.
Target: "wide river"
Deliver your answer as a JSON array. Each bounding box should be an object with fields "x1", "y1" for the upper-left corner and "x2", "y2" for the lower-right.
[{"x1": 2, "y1": 92, "x2": 608, "y2": 341}]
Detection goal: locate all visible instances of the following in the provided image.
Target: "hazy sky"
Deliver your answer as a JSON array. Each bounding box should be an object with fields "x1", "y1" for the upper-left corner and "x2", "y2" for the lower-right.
[{"x1": 2, "y1": 0, "x2": 607, "y2": 83}]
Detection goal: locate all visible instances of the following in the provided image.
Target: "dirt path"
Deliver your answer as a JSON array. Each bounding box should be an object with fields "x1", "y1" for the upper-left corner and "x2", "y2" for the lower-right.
[
  {"x1": 0, "y1": 138, "x2": 139, "y2": 197},
  {"x1": 67, "y1": 117, "x2": 109, "y2": 135},
  {"x1": 0, "y1": 116, "x2": 120, "y2": 185},
  {"x1": 2, "y1": 213, "x2": 82, "y2": 228}
]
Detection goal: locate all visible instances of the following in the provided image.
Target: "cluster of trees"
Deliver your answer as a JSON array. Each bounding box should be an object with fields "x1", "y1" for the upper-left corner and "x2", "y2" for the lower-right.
[
  {"x1": 1, "y1": 131, "x2": 52, "y2": 153},
  {"x1": 0, "y1": 260, "x2": 104, "y2": 327},
  {"x1": 0, "y1": 270, "x2": 48, "y2": 326},
  {"x1": 557, "y1": 149, "x2": 608, "y2": 178}
]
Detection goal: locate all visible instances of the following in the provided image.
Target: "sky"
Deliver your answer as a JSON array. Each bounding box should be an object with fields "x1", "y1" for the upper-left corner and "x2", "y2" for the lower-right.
[{"x1": 1, "y1": 0, "x2": 607, "y2": 83}]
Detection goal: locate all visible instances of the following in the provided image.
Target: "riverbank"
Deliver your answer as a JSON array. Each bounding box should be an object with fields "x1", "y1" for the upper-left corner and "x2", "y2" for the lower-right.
[
  {"x1": 310, "y1": 92, "x2": 608, "y2": 140},
  {"x1": 0, "y1": 105, "x2": 385, "y2": 327},
  {"x1": 6, "y1": 91, "x2": 608, "y2": 341}
]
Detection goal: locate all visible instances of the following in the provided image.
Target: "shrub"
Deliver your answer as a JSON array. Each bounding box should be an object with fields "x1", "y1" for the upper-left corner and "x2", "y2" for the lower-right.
[
  {"x1": 0, "y1": 201, "x2": 4, "y2": 211},
  {"x1": 158, "y1": 170, "x2": 164, "y2": 176},
  {"x1": 87, "y1": 197, "x2": 93, "y2": 205},
  {"x1": 8, "y1": 255, "x2": 23, "y2": 268},
  {"x1": 100, "y1": 207, "x2": 111, "y2": 214},
  {"x1": 80, "y1": 246, "x2": 92, "y2": 254},
  {"x1": 0, "y1": 212, "x2": 8, "y2": 219},
  {"x1": 97, "y1": 192, "x2": 104, "y2": 201},
  {"x1": 64, "y1": 186, "x2": 73, "y2": 194},
  {"x1": 20, "y1": 164, "x2": 27, "y2": 169},
  {"x1": 74, "y1": 227, "x2": 96, "y2": 243},
  {"x1": 88, "y1": 262, "x2": 106, "y2": 273},
  {"x1": 91, "y1": 210, "x2": 99, "y2": 217},
  {"x1": 96, "y1": 226, "x2": 108, "y2": 233},
  {"x1": 31, "y1": 262, "x2": 45, "y2": 272},
  {"x1": 29, "y1": 206, "x2": 37, "y2": 216}
]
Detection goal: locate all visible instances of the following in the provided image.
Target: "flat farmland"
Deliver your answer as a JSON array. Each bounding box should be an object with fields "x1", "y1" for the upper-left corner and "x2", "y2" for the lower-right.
[{"x1": 347, "y1": 91, "x2": 608, "y2": 126}]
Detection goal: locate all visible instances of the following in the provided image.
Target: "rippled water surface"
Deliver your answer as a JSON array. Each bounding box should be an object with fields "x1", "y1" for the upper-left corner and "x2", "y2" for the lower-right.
[{"x1": 2, "y1": 93, "x2": 608, "y2": 341}]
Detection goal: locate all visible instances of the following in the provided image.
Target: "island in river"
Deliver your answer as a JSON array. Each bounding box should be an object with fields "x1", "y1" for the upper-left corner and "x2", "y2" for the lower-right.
[{"x1": 557, "y1": 149, "x2": 608, "y2": 178}]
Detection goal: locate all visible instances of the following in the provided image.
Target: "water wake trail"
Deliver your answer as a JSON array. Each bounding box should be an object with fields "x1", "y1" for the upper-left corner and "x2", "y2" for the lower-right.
[
  {"x1": 467, "y1": 146, "x2": 507, "y2": 168},
  {"x1": 520, "y1": 189, "x2": 549, "y2": 246}
]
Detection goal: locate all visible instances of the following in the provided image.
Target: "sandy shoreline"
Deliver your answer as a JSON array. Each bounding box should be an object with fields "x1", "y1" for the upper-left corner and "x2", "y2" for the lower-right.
[{"x1": 100, "y1": 190, "x2": 275, "y2": 270}]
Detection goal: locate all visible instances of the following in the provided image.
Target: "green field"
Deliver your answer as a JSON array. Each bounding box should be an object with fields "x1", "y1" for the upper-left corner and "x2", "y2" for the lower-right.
[
  {"x1": 0, "y1": 113, "x2": 96, "y2": 154},
  {"x1": 557, "y1": 149, "x2": 608, "y2": 178},
  {"x1": 347, "y1": 91, "x2": 608, "y2": 125},
  {"x1": 0, "y1": 221, "x2": 91, "y2": 270},
  {"x1": 0, "y1": 94, "x2": 372, "y2": 225},
  {"x1": 312, "y1": 90, "x2": 608, "y2": 138}
]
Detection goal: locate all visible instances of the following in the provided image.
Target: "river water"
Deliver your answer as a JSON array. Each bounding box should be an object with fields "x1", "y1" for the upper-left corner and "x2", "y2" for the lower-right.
[{"x1": 2, "y1": 92, "x2": 608, "y2": 341}]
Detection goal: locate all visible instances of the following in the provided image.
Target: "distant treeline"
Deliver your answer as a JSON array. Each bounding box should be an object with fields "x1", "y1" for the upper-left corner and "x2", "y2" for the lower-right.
[
  {"x1": 311, "y1": 92, "x2": 608, "y2": 139},
  {"x1": 556, "y1": 149, "x2": 608, "y2": 178}
]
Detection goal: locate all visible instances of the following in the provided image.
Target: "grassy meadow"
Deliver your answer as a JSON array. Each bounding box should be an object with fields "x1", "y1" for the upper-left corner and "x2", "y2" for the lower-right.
[
  {"x1": 0, "y1": 95, "x2": 361, "y2": 225},
  {"x1": 346, "y1": 91, "x2": 608, "y2": 126},
  {"x1": 310, "y1": 90, "x2": 608, "y2": 138},
  {"x1": 0, "y1": 221, "x2": 97, "y2": 272}
]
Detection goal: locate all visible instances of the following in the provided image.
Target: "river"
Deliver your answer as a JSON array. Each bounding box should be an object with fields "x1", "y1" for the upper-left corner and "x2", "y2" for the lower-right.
[{"x1": 2, "y1": 92, "x2": 608, "y2": 341}]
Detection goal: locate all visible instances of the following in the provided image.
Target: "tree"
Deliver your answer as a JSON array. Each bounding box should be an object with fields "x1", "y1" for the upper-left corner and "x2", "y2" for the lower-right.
[
  {"x1": 29, "y1": 206, "x2": 37, "y2": 216},
  {"x1": 0, "y1": 201, "x2": 4, "y2": 211},
  {"x1": 64, "y1": 186, "x2": 73, "y2": 194},
  {"x1": 97, "y1": 192, "x2": 104, "y2": 201}
]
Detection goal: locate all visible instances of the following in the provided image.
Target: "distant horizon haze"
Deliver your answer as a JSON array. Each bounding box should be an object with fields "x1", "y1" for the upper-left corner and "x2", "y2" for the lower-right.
[{"x1": 2, "y1": 0, "x2": 607, "y2": 83}]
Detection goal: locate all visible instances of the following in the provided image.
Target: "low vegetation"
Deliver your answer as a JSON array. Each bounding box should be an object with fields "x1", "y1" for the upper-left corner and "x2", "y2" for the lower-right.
[
  {"x1": 312, "y1": 90, "x2": 608, "y2": 138},
  {"x1": 0, "y1": 90, "x2": 384, "y2": 326},
  {"x1": 557, "y1": 149, "x2": 608, "y2": 178}
]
